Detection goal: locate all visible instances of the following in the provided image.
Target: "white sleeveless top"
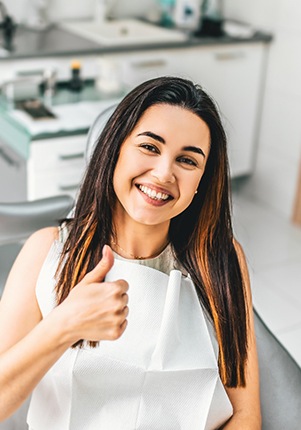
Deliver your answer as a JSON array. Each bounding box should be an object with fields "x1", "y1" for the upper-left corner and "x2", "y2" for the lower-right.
[{"x1": 27, "y1": 233, "x2": 233, "y2": 430}]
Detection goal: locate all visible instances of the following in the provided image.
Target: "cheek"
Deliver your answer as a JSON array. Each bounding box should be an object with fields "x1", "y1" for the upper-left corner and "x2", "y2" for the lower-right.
[
  {"x1": 183, "y1": 172, "x2": 203, "y2": 196},
  {"x1": 113, "y1": 156, "x2": 136, "y2": 194},
  {"x1": 112, "y1": 162, "x2": 125, "y2": 196},
  {"x1": 177, "y1": 175, "x2": 202, "y2": 212},
  {"x1": 113, "y1": 155, "x2": 129, "y2": 183}
]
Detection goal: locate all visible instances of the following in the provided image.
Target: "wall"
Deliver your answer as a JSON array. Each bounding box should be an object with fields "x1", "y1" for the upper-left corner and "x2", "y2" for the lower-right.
[
  {"x1": 224, "y1": 0, "x2": 301, "y2": 219},
  {"x1": 1, "y1": 0, "x2": 24, "y2": 22},
  {"x1": 2, "y1": 0, "x2": 158, "y2": 23},
  {"x1": 2, "y1": 0, "x2": 95, "y2": 23}
]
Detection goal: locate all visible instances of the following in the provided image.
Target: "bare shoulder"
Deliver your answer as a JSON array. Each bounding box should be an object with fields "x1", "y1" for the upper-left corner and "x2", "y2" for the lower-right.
[
  {"x1": 5, "y1": 226, "x2": 59, "y2": 294},
  {"x1": 4, "y1": 226, "x2": 59, "y2": 286},
  {"x1": 0, "y1": 226, "x2": 60, "y2": 352},
  {"x1": 24, "y1": 226, "x2": 59, "y2": 250},
  {"x1": 7, "y1": 227, "x2": 59, "y2": 278}
]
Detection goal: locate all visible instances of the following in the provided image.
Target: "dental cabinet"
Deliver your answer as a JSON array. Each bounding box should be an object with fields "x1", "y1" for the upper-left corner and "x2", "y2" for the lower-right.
[
  {"x1": 0, "y1": 24, "x2": 271, "y2": 202},
  {"x1": 0, "y1": 95, "x2": 122, "y2": 202},
  {"x1": 0, "y1": 133, "x2": 86, "y2": 202}
]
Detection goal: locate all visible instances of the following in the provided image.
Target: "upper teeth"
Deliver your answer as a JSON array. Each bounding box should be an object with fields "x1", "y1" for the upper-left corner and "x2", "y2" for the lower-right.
[{"x1": 139, "y1": 185, "x2": 169, "y2": 201}]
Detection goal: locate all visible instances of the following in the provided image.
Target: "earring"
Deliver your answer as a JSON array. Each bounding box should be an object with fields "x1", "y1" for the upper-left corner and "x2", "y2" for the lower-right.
[{"x1": 195, "y1": 190, "x2": 198, "y2": 194}]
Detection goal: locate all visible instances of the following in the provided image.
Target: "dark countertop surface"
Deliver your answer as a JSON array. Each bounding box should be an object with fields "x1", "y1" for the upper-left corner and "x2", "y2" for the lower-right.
[{"x1": 0, "y1": 23, "x2": 273, "y2": 60}]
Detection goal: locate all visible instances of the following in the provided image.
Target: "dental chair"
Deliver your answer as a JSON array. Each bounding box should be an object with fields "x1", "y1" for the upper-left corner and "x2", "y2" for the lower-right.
[{"x1": 1, "y1": 104, "x2": 300, "y2": 429}]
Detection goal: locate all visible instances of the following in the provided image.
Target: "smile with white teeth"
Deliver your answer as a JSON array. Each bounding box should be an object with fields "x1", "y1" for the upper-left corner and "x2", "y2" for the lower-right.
[{"x1": 138, "y1": 185, "x2": 170, "y2": 201}]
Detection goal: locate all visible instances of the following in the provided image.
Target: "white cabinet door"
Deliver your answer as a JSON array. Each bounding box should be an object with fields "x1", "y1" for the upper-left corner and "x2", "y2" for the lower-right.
[
  {"x1": 185, "y1": 44, "x2": 265, "y2": 176},
  {"x1": 28, "y1": 135, "x2": 86, "y2": 200},
  {"x1": 104, "y1": 49, "x2": 191, "y2": 88}
]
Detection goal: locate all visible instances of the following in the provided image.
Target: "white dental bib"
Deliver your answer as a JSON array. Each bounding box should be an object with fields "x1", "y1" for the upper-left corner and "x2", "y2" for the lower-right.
[{"x1": 28, "y1": 244, "x2": 233, "y2": 429}]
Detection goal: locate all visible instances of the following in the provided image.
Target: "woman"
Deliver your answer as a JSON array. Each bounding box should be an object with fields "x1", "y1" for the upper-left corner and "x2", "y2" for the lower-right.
[{"x1": 0, "y1": 76, "x2": 261, "y2": 429}]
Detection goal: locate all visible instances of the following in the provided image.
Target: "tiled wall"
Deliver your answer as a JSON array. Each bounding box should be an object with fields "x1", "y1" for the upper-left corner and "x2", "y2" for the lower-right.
[{"x1": 224, "y1": 0, "x2": 301, "y2": 219}]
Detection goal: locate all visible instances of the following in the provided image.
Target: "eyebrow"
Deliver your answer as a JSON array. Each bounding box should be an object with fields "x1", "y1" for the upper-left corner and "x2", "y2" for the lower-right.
[
  {"x1": 137, "y1": 131, "x2": 206, "y2": 158},
  {"x1": 137, "y1": 131, "x2": 165, "y2": 143}
]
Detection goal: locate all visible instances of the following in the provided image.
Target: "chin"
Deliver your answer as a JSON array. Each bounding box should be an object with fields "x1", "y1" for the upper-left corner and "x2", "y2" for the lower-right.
[{"x1": 129, "y1": 212, "x2": 169, "y2": 227}]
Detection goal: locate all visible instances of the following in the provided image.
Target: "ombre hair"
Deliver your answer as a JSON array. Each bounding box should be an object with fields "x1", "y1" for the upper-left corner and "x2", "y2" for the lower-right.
[{"x1": 55, "y1": 76, "x2": 248, "y2": 387}]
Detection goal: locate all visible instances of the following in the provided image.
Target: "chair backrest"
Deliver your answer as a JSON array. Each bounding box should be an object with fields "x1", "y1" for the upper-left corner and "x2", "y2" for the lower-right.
[
  {"x1": 0, "y1": 195, "x2": 74, "y2": 245},
  {"x1": 254, "y1": 308, "x2": 301, "y2": 429},
  {"x1": 85, "y1": 103, "x2": 118, "y2": 163},
  {"x1": 0, "y1": 195, "x2": 74, "y2": 296}
]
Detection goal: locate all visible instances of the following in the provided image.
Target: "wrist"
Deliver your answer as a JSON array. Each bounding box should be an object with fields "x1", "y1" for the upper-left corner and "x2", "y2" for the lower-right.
[{"x1": 44, "y1": 304, "x2": 81, "y2": 349}]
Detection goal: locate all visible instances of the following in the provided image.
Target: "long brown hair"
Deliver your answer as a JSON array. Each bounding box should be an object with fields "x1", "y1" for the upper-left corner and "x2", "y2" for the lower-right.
[{"x1": 55, "y1": 76, "x2": 248, "y2": 387}]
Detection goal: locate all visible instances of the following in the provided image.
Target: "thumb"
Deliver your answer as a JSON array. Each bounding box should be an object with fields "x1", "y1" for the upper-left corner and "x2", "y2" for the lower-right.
[{"x1": 83, "y1": 244, "x2": 114, "y2": 284}]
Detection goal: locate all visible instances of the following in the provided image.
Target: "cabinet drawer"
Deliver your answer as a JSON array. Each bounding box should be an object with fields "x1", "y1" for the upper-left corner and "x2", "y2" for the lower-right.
[
  {"x1": 28, "y1": 165, "x2": 85, "y2": 201},
  {"x1": 105, "y1": 50, "x2": 188, "y2": 88},
  {"x1": 30, "y1": 135, "x2": 86, "y2": 173}
]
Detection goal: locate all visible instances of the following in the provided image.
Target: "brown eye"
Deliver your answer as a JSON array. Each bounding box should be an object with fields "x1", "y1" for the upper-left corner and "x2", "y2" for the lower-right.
[
  {"x1": 177, "y1": 156, "x2": 197, "y2": 167},
  {"x1": 140, "y1": 144, "x2": 159, "y2": 154}
]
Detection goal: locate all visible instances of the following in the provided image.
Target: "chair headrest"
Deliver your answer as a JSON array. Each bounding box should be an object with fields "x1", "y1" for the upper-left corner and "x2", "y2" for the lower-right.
[
  {"x1": 0, "y1": 195, "x2": 74, "y2": 244},
  {"x1": 85, "y1": 104, "x2": 118, "y2": 163}
]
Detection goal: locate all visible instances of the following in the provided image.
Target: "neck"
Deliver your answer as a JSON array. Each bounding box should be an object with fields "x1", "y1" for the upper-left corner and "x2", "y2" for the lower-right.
[
  {"x1": 111, "y1": 239, "x2": 169, "y2": 260},
  {"x1": 112, "y1": 218, "x2": 170, "y2": 260}
]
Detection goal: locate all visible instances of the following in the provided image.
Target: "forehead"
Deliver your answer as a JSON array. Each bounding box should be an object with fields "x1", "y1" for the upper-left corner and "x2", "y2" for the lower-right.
[
  {"x1": 131, "y1": 104, "x2": 210, "y2": 145},
  {"x1": 135, "y1": 103, "x2": 201, "y2": 125}
]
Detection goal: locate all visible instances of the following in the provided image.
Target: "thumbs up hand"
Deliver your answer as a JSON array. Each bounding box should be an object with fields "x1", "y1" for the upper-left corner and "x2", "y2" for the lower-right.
[
  {"x1": 58, "y1": 245, "x2": 129, "y2": 344},
  {"x1": 83, "y1": 243, "x2": 115, "y2": 284}
]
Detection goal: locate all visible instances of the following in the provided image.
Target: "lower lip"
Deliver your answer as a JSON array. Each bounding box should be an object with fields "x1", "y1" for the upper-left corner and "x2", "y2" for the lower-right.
[{"x1": 137, "y1": 187, "x2": 171, "y2": 207}]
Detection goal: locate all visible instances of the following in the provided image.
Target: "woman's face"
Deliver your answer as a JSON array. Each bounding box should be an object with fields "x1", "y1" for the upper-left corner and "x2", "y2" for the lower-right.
[{"x1": 113, "y1": 104, "x2": 211, "y2": 229}]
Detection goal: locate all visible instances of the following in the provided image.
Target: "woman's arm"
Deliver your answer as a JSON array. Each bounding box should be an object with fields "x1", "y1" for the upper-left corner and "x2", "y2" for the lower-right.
[
  {"x1": 0, "y1": 229, "x2": 129, "y2": 421},
  {"x1": 221, "y1": 241, "x2": 261, "y2": 430},
  {"x1": 0, "y1": 227, "x2": 69, "y2": 420}
]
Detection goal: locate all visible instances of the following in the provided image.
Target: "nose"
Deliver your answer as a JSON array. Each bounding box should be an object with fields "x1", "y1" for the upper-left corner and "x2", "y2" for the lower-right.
[{"x1": 150, "y1": 156, "x2": 175, "y2": 184}]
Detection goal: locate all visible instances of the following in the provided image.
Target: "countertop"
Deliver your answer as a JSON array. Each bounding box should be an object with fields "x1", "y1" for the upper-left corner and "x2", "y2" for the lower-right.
[
  {"x1": 0, "y1": 22, "x2": 273, "y2": 60},
  {"x1": 0, "y1": 80, "x2": 126, "y2": 159}
]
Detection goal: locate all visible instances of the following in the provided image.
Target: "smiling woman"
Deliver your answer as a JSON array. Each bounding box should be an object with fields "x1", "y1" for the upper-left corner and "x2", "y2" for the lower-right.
[
  {"x1": 112, "y1": 104, "x2": 210, "y2": 236},
  {"x1": 0, "y1": 76, "x2": 260, "y2": 430}
]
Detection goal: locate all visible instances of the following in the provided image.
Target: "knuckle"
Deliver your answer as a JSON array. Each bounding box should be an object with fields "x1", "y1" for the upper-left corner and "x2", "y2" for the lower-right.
[
  {"x1": 116, "y1": 279, "x2": 129, "y2": 291},
  {"x1": 122, "y1": 280, "x2": 129, "y2": 291},
  {"x1": 110, "y1": 326, "x2": 122, "y2": 340},
  {"x1": 112, "y1": 290, "x2": 121, "y2": 300},
  {"x1": 112, "y1": 303, "x2": 122, "y2": 315},
  {"x1": 109, "y1": 317, "x2": 127, "y2": 340},
  {"x1": 110, "y1": 282, "x2": 121, "y2": 294}
]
